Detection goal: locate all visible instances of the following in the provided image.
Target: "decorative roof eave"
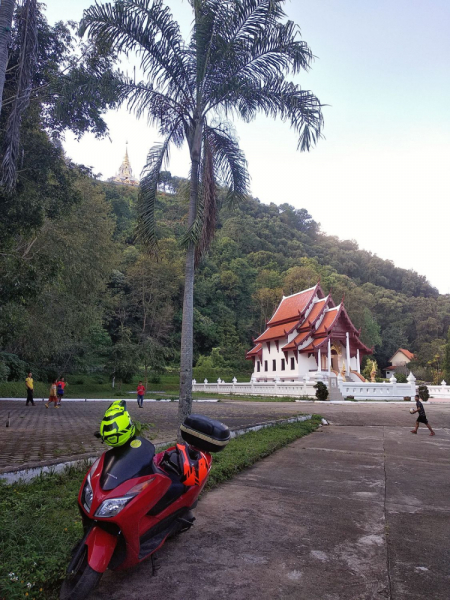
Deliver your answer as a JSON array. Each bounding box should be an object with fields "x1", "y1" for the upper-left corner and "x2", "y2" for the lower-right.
[
  {"x1": 313, "y1": 304, "x2": 342, "y2": 338},
  {"x1": 299, "y1": 337, "x2": 330, "y2": 353},
  {"x1": 254, "y1": 319, "x2": 301, "y2": 343},
  {"x1": 282, "y1": 331, "x2": 310, "y2": 352},
  {"x1": 246, "y1": 343, "x2": 263, "y2": 359},
  {"x1": 301, "y1": 296, "x2": 330, "y2": 331},
  {"x1": 339, "y1": 305, "x2": 361, "y2": 336}
]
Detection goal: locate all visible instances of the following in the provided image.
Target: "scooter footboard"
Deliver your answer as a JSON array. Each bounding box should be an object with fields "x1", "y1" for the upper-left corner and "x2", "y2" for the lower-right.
[{"x1": 86, "y1": 526, "x2": 118, "y2": 573}]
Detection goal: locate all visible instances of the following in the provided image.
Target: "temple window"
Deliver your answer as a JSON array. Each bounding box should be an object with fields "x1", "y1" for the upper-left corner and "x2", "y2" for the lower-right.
[
  {"x1": 257, "y1": 361, "x2": 261, "y2": 372},
  {"x1": 281, "y1": 359, "x2": 285, "y2": 371},
  {"x1": 272, "y1": 359, "x2": 276, "y2": 371},
  {"x1": 290, "y1": 357, "x2": 295, "y2": 370},
  {"x1": 264, "y1": 361, "x2": 268, "y2": 372}
]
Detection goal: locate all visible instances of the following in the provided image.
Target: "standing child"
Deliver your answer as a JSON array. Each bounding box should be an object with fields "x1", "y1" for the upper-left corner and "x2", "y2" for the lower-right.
[
  {"x1": 137, "y1": 381, "x2": 146, "y2": 408},
  {"x1": 46, "y1": 380, "x2": 58, "y2": 408},
  {"x1": 411, "y1": 394, "x2": 435, "y2": 435},
  {"x1": 56, "y1": 377, "x2": 66, "y2": 406}
]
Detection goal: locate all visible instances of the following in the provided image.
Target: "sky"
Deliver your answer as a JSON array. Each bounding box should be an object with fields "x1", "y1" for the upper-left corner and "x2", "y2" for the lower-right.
[{"x1": 46, "y1": 0, "x2": 450, "y2": 293}]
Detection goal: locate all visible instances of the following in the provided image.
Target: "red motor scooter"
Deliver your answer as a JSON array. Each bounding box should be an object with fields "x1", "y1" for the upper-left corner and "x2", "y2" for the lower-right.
[{"x1": 60, "y1": 414, "x2": 230, "y2": 600}]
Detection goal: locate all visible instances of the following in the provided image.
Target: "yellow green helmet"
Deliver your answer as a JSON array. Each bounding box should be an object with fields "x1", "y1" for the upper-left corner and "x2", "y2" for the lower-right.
[{"x1": 100, "y1": 400, "x2": 135, "y2": 447}]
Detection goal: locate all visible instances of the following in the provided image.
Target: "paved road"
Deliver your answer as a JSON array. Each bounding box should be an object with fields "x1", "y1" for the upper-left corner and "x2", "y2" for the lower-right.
[
  {"x1": 0, "y1": 400, "x2": 308, "y2": 473},
  {"x1": 2, "y1": 399, "x2": 450, "y2": 474},
  {"x1": 87, "y1": 404, "x2": 450, "y2": 600}
]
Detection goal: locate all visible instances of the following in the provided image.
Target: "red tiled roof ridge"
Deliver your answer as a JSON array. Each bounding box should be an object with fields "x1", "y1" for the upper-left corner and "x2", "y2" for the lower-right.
[
  {"x1": 388, "y1": 348, "x2": 415, "y2": 362},
  {"x1": 267, "y1": 284, "x2": 318, "y2": 325}
]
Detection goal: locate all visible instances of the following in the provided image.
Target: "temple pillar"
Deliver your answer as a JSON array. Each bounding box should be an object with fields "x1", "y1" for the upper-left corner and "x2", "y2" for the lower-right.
[
  {"x1": 346, "y1": 332, "x2": 351, "y2": 379},
  {"x1": 357, "y1": 348, "x2": 360, "y2": 373},
  {"x1": 317, "y1": 349, "x2": 322, "y2": 372},
  {"x1": 328, "y1": 339, "x2": 331, "y2": 374}
]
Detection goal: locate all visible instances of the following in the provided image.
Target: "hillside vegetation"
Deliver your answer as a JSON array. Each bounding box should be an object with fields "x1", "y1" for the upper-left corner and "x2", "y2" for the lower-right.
[{"x1": 1, "y1": 170, "x2": 449, "y2": 385}]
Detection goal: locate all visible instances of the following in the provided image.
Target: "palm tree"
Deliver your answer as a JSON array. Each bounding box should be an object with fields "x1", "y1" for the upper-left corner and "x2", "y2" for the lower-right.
[
  {"x1": 80, "y1": 0, "x2": 324, "y2": 424},
  {"x1": 0, "y1": 0, "x2": 16, "y2": 116}
]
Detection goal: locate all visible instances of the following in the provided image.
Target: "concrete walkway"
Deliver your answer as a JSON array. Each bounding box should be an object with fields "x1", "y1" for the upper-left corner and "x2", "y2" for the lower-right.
[{"x1": 89, "y1": 409, "x2": 450, "y2": 600}]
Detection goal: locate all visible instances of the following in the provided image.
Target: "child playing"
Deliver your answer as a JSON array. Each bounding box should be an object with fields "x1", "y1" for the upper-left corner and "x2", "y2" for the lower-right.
[
  {"x1": 56, "y1": 377, "x2": 66, "y2": 406},
  {"x1": 411, "y1": 394, "x2": 435, "y2": 435},
  {"x1": 46, "y1": 380, "x2": 59, "y2": 408},
  {"x1": 137, "y1": 381, "x2": 146, "y2": 408}
]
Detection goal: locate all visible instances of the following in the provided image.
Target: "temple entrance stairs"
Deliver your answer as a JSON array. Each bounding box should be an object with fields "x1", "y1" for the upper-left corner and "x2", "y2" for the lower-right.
[{"x1": 326, "y1": 376, "x2": 344, "y2": 401}]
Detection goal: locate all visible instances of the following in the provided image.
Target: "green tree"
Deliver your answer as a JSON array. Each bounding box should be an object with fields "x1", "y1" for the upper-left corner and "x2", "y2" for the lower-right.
[
  {"x1": 443, "y1": 327, "x2": 450, "y2": 382},
  {"x1": 81, "y1": 0, "x2": 323, "y2": 424}
]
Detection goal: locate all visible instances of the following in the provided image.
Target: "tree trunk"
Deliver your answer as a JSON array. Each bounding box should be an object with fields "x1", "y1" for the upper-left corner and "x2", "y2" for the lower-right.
[
  {"x1": 0, "y1": 0, "x2": 15, "y2": 116},
  {"x1": 178, "y1": 141, "x2": 201, "y2": 427}
]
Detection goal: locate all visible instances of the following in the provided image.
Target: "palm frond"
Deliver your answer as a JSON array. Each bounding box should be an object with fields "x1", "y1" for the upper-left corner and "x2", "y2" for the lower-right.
[
  {"x1": 115, "y1": 76, "x2": 185, "y2": 142},
  {"x1": 206, "y1": 122, "x2": 249, "y2": 203},
  {"x1": 80, "y1": 0, "x2": 192, "y2": 104},
  {"x1": 206, "y1": 20, "x2": 313, "y2": 108},
  {"x1": 137, "y1": 126, "x2": 181, "y2": 248},
  {"x1": 217, "y1": 0, "x2": 286, "y2": 45},
  {"x1": 1, "y1": 0, "x2": 38, "y2": 191}
]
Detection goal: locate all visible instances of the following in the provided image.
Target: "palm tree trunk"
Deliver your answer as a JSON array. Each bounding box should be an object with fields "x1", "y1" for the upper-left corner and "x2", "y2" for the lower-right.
[
  {"x1": 178, "y1": 148, "x2": 200, "y2": 427},
  {"x1": 0, "y1": 0, "x2": 15, "y2": 116}
]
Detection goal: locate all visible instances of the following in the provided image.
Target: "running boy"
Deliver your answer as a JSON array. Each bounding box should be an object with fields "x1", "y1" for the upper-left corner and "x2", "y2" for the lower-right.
[
  {"x1": 137, "y1": 381, "x2": 146, "y2": 408},
  {"x1": 411, "y1": 394, "x2": 435, "y2": 436}
]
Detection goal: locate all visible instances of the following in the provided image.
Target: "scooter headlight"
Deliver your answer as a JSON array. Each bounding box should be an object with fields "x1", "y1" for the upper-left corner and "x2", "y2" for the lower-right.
[
  {"x1": 83, "y1": 480, "x2": 94, "y2": 512},
  {"x1": 82, "y1": 458, "x2": 99, "y2": 513},
  {"x1": 95, "y1": 496, "x2": 134, "y2": 518},
  {"x1": 94, "y1": 477, "x2": 157, "y2": 518}
]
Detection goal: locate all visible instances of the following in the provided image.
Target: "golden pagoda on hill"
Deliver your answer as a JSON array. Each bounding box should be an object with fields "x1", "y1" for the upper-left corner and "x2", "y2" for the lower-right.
[{"x1": 108, "y1": 144, "x2": 139, "y2": 186}]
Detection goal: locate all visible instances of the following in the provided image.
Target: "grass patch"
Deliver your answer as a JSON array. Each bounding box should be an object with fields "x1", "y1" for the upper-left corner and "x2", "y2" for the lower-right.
[{"x1": 0, "y1": 415, "x2": 320, "y2": 599}]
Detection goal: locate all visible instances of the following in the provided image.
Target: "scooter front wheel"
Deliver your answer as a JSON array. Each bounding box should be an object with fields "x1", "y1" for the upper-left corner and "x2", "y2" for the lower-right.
[{"x1": 60, "y1": 545, "x2": 102, "y2": 600}]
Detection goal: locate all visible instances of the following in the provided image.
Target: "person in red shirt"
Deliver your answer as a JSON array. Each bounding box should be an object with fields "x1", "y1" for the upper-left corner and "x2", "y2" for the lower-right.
[
  {"x1": 56, "y1": 377, "x2": 66, "y2": 406},
  {"x1": 136, "y1": 381, "x2": 146, "y2": 408}
]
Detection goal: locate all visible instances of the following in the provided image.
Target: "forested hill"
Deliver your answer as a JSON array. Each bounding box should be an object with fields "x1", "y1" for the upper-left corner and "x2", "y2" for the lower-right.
[
  {"x1": 1, "y1": 171, "x2": 449, "y2": 384},
  {"x1": 92, "y1": 176, "x2": 450, "y2": 379}
]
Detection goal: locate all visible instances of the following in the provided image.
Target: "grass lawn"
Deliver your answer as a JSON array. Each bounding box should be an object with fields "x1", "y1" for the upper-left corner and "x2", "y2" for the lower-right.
[
  {"x1": 0, "y1": 372, "x2": 254, "y2": 400},
  {"x1": 0, "y1": 415, "x2": 321, "y2": 600}
]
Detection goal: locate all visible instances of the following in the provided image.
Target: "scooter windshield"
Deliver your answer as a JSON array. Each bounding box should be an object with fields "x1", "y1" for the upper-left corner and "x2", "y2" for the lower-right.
[{"x1": 100, "y1": 437, "x2": 156, "y2": 491}]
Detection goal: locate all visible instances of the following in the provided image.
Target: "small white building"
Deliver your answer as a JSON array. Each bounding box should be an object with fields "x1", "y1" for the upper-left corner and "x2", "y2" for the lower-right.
[
  {"x1": 246, "y1": 284, "x2": 372, "y2": 383},
  {"x1": 385, "y1": 348, "x2": 415, "y2": 378}
]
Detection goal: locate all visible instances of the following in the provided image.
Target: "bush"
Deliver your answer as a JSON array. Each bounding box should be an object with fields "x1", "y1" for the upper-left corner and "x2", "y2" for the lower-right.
[
  {"x1": 345, "y1": 395, "x2": 355, "y2": 400},
  {"x1": 0, "y1": 352, "x2": 26, "y2": 381},
  {"x1": 0, "y1": 362, "x2": 10, "y2": 382},
  {"x1": 395, "y1": 373, "x2": 407, "y2": 383},
  {"x1": 418, "y1": 385, "x2": 429, "y2": 402},
  {"x1": 314, "y1": 381, "x2": 329, "y2": 400},
  {"x1": 403, "y1": 396, "x2": 411, "y2": 401},
  {"x1": 149, "y1": 373, "x2": 161, "y2": 384}
]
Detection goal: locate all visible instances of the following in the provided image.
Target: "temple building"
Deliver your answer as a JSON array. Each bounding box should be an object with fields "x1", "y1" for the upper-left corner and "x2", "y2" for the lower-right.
[
  {"x1": 108, "y1": 145, "x2": 139, "y2": 186},
  {"x1": 246, "y1": 283, "x2": 372, "y2": 382}
]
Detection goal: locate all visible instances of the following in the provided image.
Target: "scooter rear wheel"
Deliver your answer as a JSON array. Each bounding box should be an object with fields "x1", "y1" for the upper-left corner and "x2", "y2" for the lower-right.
[{"x1": 60, "y1": 546, "x2": 102, "y2": 600}]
